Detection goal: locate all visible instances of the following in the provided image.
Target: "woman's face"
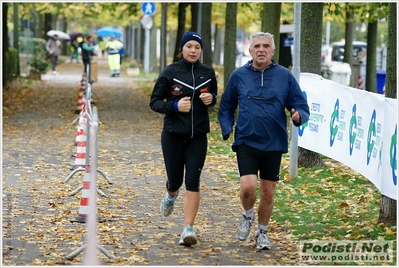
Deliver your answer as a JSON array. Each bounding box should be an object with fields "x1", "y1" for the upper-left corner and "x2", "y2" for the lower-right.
[{"x1": 182, "y1": 40, "x2": 202, "y2": 63}]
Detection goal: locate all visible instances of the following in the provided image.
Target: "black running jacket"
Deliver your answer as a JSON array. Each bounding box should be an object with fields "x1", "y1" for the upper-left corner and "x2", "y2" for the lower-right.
[{"x1": 149, "y1": 58, "x2": 218, "y2": 138}]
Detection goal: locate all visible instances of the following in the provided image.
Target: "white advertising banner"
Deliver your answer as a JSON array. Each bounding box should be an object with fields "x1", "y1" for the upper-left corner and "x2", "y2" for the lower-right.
[
  {"x1": 381, "y1": 98, "x2": 397, "y2": 199},
  {"x1": 298, "y1": 73, "x2": 397, "y2": 200}
]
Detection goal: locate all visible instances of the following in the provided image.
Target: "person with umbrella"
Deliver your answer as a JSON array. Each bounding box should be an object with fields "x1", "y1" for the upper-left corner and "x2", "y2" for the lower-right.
[
  {"x1": 69, "y1": 32, "x2": 83, "y2": 63},
  {"x1": 46, "y1": 34, "x2": 62, "y2": 75},
  {"x1": 105, "y1": 36, "x2": 123, "y2": 77}
]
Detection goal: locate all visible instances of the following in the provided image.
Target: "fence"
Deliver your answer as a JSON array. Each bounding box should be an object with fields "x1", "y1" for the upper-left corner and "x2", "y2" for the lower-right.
[
  {"x1": 63, "y1": 64, "x2": 116, "y2": 263},
  {"x1": 298, "y1": 73, "x2": 397, "y2": 200}
]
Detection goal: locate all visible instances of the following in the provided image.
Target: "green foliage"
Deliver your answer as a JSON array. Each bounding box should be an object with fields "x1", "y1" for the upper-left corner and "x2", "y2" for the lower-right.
[
  {"x1": 30, "y1": 52, "x2": 50, "y2": 73},
  {"x1": 18, "y1": 36, "x2": 47, "y2": 54},
  {"x1": 3, "y1": 47, "x2": 19, "y2": 82},
  {"x1": 17, "y1": 36, "x2": 50, "y2": 73},
  {"x1": 356, "y1": 3, "x2": 390, "y2": 22}
]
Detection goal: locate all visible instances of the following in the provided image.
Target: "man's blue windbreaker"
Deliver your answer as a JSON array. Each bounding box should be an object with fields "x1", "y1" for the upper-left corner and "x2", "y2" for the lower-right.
[{"x1": 218, "y1": 59, "x2": 310, "y2": 153}]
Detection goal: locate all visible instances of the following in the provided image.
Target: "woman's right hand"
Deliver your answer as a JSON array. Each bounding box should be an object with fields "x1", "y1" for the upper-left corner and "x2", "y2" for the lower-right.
[{"x1": 178, "y1": 96, "x2": 191, "y2": 113}]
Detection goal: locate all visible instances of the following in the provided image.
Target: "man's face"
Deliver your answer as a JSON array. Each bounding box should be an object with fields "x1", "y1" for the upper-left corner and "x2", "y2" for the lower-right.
[
  {"x1": 249, "y1": 36, "x2": 275, "y2": 69},
  {"x1": 53, "y1": 35, "x2": 58, "y2": 40}
]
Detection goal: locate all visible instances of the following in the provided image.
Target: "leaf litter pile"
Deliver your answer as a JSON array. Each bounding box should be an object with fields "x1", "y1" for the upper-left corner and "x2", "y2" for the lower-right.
[{"x1": 2, "y1": 61, "x2": 395, "y2": 266}]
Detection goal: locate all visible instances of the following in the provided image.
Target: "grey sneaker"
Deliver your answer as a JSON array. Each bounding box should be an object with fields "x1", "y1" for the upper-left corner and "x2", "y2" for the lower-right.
[
  {"x1": 179, "y1": 225, "x2": 197, "y2": 246},
  {"x1": 254, "y1": 229, "x2": 271, "y2": 250},
  {"x1": 160, "y1": 191, "x2": 178, "y2": 217},
  {"x1": 236, "y1": 215, "x2": 253, "y2": 241}
]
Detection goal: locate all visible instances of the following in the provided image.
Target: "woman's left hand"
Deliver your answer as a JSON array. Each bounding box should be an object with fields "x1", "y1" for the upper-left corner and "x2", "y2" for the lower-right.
[{"x1": 199, "y1": 93, "x2": 213, "y2": 105}]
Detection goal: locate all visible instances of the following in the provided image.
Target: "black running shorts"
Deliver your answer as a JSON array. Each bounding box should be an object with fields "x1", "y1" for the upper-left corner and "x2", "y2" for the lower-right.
[{"x1": 234, "y1": 143, "x2": 282, "y2": 181}]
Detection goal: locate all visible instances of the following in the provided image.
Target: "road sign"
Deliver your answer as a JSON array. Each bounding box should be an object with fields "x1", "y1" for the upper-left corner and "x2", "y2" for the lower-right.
[
  {"x1": 283, "y1": 37, "x2": 294, "y2": 47},
  {"x1": 141, "y1": 2, "x2": 156, "y2": 16},
  {"x1": 140, "y1": 15, "x2": 153, "y2": 30}
]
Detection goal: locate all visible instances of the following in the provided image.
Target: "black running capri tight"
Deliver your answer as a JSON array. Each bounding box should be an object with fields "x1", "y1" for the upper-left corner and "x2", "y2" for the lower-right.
[{"x1": 161, "y1": 130, "x2": 208, "y2": 192}]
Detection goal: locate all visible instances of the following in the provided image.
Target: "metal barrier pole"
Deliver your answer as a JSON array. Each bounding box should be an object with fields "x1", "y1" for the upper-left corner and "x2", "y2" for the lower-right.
[
  {"x1": 65, "y1": 106, "x2": 115, "y2": 262},
  {"x1": 87, "y1": 62, "x2": 92, "y2": 84},
  {"x1": 83, "y1": 105, "x2": 100, "y2": 265},
  {"x1": 63, "y1": 83, "x2": 113, "y2": 192}
]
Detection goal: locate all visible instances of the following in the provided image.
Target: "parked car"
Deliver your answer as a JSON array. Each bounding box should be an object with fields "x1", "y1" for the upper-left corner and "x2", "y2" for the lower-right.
[{"x1": 331, "y1": 41, "x2": 367, "y2": 62}]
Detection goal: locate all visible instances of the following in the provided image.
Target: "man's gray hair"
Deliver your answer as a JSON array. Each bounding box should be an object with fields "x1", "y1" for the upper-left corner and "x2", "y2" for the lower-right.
[{"x1": 249, "y1": 32, "x2": 275, "y2": 50}]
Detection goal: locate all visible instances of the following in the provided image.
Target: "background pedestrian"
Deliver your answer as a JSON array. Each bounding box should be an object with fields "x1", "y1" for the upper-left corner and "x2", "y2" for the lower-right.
[
  {"x1": 105, "y1": 36, "x2": 123, "y2": 77},
  {"x1": 69, "y1": 39, "x2": 79, "y2": 63},
  {"x1": 81, "y1": 35, "x2": 96, "y2": 83},
  {"x1": 46, "y1": 34, "x2": 62, "y2": 75}
]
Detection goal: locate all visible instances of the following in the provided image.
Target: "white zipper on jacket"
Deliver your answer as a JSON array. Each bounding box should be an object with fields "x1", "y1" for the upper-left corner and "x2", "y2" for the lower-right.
[{"x1": 261, "y1": 69, "x2": 264, "y2": 87}]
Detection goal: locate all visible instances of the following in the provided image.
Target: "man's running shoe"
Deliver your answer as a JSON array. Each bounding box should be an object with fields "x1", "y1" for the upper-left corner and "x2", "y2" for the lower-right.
[
  {"x1": 254, "y1": 229, "x2": 271, "y2": 250},
  {"x1": 236, "y1": 215, "x2": 253, "y2": 241}
]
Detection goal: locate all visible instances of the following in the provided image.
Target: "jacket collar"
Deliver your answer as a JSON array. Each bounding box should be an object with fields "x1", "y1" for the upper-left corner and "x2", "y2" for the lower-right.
[
  {"x1": 246, "y1": 59, "x2": 277, "y2": 71},
  {"x1": 181, "y1": 58, "x2": 201, "y2": 68}
]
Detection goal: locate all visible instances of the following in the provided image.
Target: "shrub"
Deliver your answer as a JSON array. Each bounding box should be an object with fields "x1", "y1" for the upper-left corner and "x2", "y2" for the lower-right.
[
  {"x1": 3, "y1": 47, "x2": 19, "y2": 83},
  {"x1": 30, "y1": 50, "x2": 50, "y2": 73},
  {"x1": 18, "y1": 37, "x2": 47, "y2": 54}
]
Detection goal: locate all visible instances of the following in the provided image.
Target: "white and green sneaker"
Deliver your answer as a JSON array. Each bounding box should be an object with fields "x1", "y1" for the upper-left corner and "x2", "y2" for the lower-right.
[
  {"x1": 160, "y1": 191, "x2": 178, "y2": 217},
  {"x1": 179, "y1": 225, "x2": 197, "y2": 246},
  {"x1": 254, "y1": 229, "x2": 271, "y2": 250}
]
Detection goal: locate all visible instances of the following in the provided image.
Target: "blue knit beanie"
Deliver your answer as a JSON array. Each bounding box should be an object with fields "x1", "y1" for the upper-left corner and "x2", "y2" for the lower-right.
[{"x1": 180, "y1": 31, "x2": 203, "y2": 49}]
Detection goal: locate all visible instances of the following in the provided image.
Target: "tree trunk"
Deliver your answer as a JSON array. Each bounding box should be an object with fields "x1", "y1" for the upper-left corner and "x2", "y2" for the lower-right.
[
  {"x1": 378, "y1": 2, "x2": 397, "y2": 226},
  {"x1": 201, "y1": 3, "x2": 213, "y2": 66},
  {"x1": 298, "y1": 3, "x2": 324, "y2": 167},
  {"x1": 44, "y1": 13, "x2": 52, "y2": 36},
  {"x1": 173, "y1": 3, "x2": 189, "y2": 63},
  {"x1": 59, "y1": 16, "x2": 68, "y2": 56},
  {"x1": 12, "y1": 3, "x2": 19, "y2": 75},
  {"x1": 343, "y1": 4, "x2": 354, "y2": 65},
  {"x1": 300, "y1": 3, "x2": 323, "y2": 74},
  {"x1": 3, "y1": 2, "x2": 9, "y2": 86},
  {"x1": 3, "y1": 3, "x2": 8, "y2": 54},
  {"x1": 223, "y1": 3, "x2": 237, "y2": 89},
  {"x1": 213, "y1": 25, "x2": 222, "y2": 65},
  {"x1": 378, "y1": 195, "x2": 397, "y2": 226},
  {"x1": 262, "y1": 3, "x2": 281, "y2": 63},
  {"x1": 385, "y1": 3, "x2": 397, "y2": 98},
  {"x1": 365, "y1": 20, "x2": 377, "y2": 93},
  {"x1": 33, "y1": 10, "x2": 41, "y2": 39},
  {"x1": 173, "y1": 3, "x2": 188, "y2": 62},
  {"x1": 190, "y1": 3, "x2": 199, "y2": 32}
]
